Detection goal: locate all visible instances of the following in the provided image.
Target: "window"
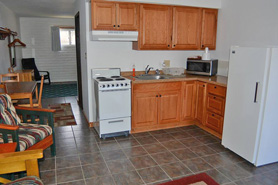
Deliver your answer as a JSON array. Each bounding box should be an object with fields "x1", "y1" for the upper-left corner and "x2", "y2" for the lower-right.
[{"x1": 60, "y1": 28, "x2": 75, "y2": 46}]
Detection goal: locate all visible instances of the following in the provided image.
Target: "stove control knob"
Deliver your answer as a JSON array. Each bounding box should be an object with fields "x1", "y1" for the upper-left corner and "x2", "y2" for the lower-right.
[
  {"x1": 103, "y1": 85, "x2": 105, "y2": 88},
  {"x1": 121, "y1": 83, "x2": 123, "y2": 86},
  {"x1": 107, "y1": 84, "x2": 110, "y2": 88},
  {"x1": 112, "y1": 84, "x2": 114, "y2": 87},
  {"x1": 116, "y1": 84, "x2": 119, "y2": 87},
  {"x1": 125, "y1": 83, "x2": 128, "y2": 86}
]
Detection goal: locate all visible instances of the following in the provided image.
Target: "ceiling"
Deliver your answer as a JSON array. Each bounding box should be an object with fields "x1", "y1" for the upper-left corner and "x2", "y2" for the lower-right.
[{"x1": 0, "y1": 0, "x2": 76, "y2": 18}]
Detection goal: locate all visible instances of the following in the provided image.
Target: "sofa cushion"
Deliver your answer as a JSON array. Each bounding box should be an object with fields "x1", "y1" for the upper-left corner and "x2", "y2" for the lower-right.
[
  {"x1": 0, "y1": 94, "x2": 21, "y2": 126},
  {"x1": 4, "y1": 176, "x2": 44, "y2": 185},
  {"x1": 0, "y1": 123, "x2": 52, "y2": 151}
]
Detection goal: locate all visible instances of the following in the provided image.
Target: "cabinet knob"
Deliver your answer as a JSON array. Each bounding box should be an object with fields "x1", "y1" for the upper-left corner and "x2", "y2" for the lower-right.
[
  {"x1": 214, "y1": 86, "x2": 217, "y2": 89},
  {"x1": 113, "y1": 25, "x2": 116, "y2": 27},
  {"x1": 173, "y1": 45, "x2": 176, "y2": 47},
  {"x1": 118, "y1": 25, "x2": 120, "y2": 27},
  {"x1": 159, "y1": 95, "x2": 162, "y2": 97},
  {"x1": 203, "y1": 85, "x2": 205, "y2": 87},
  {"x1": 212, "y1": 114, "x2": 215, "y2": 116},
  {"x1": 156, "y1": 95, "x2": 158, "y2": 97},
  {"x1": 168, "y1": 45, "x2": 170, "y2": 47},
  {"x1": 202, "y1": 45, "x2": 204, "y2": 48},
  {"x1": 213, "y1": 96, "x2": 216, "y2": 99}
]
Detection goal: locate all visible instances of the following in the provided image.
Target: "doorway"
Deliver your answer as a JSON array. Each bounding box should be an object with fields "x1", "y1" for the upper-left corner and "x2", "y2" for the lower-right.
[{"x1": 75, "y1": 12, "x2": 83, "y2": 109}]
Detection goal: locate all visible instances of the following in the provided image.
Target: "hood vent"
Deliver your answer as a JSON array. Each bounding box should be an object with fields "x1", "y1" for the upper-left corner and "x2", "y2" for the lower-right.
[{"x1": 92, "y1": 30, "x2": 138, "y2": 41}]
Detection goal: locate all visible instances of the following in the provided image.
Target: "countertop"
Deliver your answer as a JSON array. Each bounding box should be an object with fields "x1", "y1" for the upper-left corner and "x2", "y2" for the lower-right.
[{"x1": 126, "y1": 74, "x2": 227, "y2": 87}]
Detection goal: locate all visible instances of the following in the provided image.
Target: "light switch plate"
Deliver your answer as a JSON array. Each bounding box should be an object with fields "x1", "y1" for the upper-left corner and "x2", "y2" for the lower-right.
[{"x1": 163, "y1": 60, "x2": 170, "y2": 67}]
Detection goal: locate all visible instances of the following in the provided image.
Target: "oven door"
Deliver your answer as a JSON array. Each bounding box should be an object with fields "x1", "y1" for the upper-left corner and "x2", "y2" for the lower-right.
[{"x1": 98, "y1": 89, "x2": 131, "y2": 120}]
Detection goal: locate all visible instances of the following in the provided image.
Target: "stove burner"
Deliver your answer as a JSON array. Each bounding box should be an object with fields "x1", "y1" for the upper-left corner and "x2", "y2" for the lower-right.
[
  {"x1": 99, "y1": 78, "x2": 113, "y2": 81},
  {"x1": 111, "y1": 76, "x2": 120, "y2": 78},
  {"x1": 115, "y1": 78, "x2": 125, "y2": 81},
  {"x1": 96, "y1": 77, "x2": 106, "y2": 79}
]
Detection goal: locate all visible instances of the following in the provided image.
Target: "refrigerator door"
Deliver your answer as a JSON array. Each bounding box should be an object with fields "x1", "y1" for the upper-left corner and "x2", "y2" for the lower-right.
[{"x1": 222, "y1": 46, "x2": 269, "y2": 164}]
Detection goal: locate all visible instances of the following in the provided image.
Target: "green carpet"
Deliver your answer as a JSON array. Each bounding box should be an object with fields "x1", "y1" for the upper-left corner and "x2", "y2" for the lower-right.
[{"x1": 40, "y1": 83, "x2": 77, "y2": 99}]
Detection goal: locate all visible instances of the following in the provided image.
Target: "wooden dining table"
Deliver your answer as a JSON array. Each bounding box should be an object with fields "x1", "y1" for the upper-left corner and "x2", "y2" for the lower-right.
[{"x1": 5, "y1": 81, "x2": 38, "y2": 107}]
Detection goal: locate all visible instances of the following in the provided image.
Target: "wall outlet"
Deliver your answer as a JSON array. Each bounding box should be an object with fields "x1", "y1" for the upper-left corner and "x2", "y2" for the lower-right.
[{"x1": 163, "y1": 60, "x2": 170, "y2": 67}]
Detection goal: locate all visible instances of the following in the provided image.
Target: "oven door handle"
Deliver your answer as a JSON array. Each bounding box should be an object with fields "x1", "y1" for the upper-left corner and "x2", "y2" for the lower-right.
[
  {"x1": 108, "y1": 120, "x2": 124, "y2": 124},
  {"x1": 100, "y1": 89, "x2": 130, "y2": 92}
]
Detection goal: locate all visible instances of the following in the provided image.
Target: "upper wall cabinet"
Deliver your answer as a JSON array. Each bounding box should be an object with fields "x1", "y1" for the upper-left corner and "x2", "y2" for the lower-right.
[
  {"x1": 201, "y1": 9, "x2": 218, "y2": 50},
  {"x1": 137, "y1": 5, "x2": 172, "y2": 50},
  {"x1": 133, "y1": 4, "x2": 218, "y2": 50},
  {"x1": 92, "y1": 1, "x2": 139, "y2": 31}
]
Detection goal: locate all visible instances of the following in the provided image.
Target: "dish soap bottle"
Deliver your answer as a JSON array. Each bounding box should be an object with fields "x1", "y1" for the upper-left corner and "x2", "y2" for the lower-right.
[
  {"x1": 132, "y1": 64, "x2": 136, "y2": 77},
  {"x1": 202, "y1": 47, "x2": 211, "y2": 60}
]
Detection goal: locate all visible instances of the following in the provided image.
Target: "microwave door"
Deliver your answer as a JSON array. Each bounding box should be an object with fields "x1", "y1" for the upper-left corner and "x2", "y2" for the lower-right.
[{"x1": 187, "y1": 62, "x2": 211, "y2": 72}]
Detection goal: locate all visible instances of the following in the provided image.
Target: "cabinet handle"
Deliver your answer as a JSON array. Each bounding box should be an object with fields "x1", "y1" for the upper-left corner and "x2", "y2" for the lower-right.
[
  {"x1": 113, "y1": 25, "x2": 116, "y2": 27},
  {"x1": 173, "y1": 44, "x2": 176, "y2": 48},
  {"x1": 168, "y1": 45, "x2": 170, "y2": 47},
  {"x1": 159, "y1": 95, "x2": 162, "y2": 97},
  {"x1": 118, "y1": 25, "x2": 120, "y2": 27},
  {"x1": 214, "y1": 86, "x2": 217, "y2": 89},
  {"x1": 156, "y1": 95, "x2": 158, "y2": 97},
  {"x1": 254, "y1": 82, "x2": 259, "y2": 103},
  {"x1": 213, "y1": 96, "x2": 216, "y2": 99},
  {"x1": 203, "y1": 85, "x2": 205, "y2": 87},
  {"x1": 212, "y1": 114, "x2": 215, "y2": 116},
  {"x1": 202, "y1": 44, "x2": 204, "y2": 48}
]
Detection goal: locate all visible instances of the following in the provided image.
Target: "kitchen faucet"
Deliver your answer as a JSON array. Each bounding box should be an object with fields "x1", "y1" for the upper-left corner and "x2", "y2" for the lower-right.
[{"x1": 145, "y1": 65, "x2": 153, "y2": 74}]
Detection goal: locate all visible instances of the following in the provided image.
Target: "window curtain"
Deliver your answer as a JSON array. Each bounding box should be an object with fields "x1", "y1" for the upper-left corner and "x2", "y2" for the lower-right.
[{"x1": 51, "y1": 26, "x2": 61, "y2": 51}]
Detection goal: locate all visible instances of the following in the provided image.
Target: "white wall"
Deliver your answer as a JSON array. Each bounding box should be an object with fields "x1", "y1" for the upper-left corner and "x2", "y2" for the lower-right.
[
  {"x1": 20, "y1": 17, "x2": 77, "y2": 82},
  {"x1": 215, "y1": 0, "x2": 278, "y2": 61},
  {"x1": 0, "y1": 2, "x2": 22, "y2": 74}
]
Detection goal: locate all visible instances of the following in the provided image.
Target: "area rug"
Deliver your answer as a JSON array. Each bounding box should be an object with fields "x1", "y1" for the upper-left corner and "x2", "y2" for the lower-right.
[
  {"x1": 41, "y1": 83, "x2": 77, "y2": 99},
  {"x1": 48, "y1": 103, "x2": 77, "y2": 127},
  {"x1": 159, "y1": 173, "x2": 219, "y2": 185}
]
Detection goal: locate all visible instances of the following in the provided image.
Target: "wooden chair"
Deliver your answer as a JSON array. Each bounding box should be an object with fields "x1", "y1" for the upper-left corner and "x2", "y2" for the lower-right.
[
  {"x1": 0, "y1": 73, "x2": 19, "y2": 83},
  {"x1": 16, "y1": 76, "x2": 44, "y2": 108},
  {"x1": 0, "y1": 149, "x2": 43, "y2": 184},
  {"x1": 0, "y1": 84, "x2": 7, "y2": 94},
  {"x1": 0, "y1": 94, "x2": 56, "y2": 157}
]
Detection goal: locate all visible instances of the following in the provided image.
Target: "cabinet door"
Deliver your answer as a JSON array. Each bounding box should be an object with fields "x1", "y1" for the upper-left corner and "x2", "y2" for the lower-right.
[
  {"x1": 158, "y1": 90, "x2": 181, "y2": 124},
  {"x1": 139, "y1": 5, "x2": 172, "y2": 50},
  {"x1": 172, "y1": 7, "x2": 201, "y2": 50},
  {"x1": 116, "y1": 3, "x2": 139, "y2": 31},
  {"x1": 181, "y1": 81, "x2": 196, "y2": 121},
  {"x1": 205, "y1": 111, "x2": 223, "y2": 134},
  {"x1": 133, "y1": 92, "x2": 158, "y2": 128},
  {"x1": 195, "y1": 81, "x2": 207, "y2": 124},
  {"x1": 201, "y1": 9, "x2": 218, "y2": 50},
  {"x1": 92, "y1": 2, "x2": 116, "y2": 30}
]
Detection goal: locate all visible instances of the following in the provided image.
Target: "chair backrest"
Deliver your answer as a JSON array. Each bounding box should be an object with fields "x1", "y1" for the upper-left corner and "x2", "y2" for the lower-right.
[
  {"x1": 0, "y1": 84, "x2": 7, "y2": 94},
  {"x1": 0, "y1": 73, "x2": 19, "y2": 83},
  {"x1": 22, "y1": 58, "x2": 40, "y2": 81},
  {"x1": 38, "y1": 76, "x2": 44, "y2": 108},
  {"x1": 0, "y1": 94, "x2": 21, "y2": 126}
]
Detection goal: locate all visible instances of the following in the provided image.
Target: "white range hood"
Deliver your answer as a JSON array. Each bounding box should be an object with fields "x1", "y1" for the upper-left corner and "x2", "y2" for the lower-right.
[{"x1": 92, "y1": 30, "x2": 138, "y2": 41}]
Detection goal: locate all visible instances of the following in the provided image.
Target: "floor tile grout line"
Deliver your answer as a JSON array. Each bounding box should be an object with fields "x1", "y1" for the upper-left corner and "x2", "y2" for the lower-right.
[{"x1": 114, "y1": 136, "x2": 147, "y2": 185}]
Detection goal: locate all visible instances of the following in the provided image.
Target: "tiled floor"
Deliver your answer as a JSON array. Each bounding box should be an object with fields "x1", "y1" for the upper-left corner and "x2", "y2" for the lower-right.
[{"x1": 39, "y1": 97, "x2": 278, "y2": 185}]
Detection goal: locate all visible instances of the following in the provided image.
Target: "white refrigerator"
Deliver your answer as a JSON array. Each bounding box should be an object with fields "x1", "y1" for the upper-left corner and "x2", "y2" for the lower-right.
[{"x1": 222, "y1": 46, "x2": 278, "y2": 166}]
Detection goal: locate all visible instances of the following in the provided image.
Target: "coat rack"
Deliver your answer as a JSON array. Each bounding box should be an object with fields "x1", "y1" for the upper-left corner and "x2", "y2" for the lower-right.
[
  {"x1": 0, "y1": 27, "x2": 26, "y2": 47},
  {"x1": 8, "y1": 38, "x2": 26, "y2": 47}
]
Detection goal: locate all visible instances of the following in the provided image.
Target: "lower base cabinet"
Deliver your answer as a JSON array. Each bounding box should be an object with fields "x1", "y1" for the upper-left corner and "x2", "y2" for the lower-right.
[{"x1": 132, "y1": 80, "x2": 226, "y2": 137}]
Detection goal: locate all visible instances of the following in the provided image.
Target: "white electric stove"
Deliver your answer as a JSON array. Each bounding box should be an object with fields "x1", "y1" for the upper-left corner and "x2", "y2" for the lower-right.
[{"x1": 92, "y1": 68, "x2": 131, "y2": 139}]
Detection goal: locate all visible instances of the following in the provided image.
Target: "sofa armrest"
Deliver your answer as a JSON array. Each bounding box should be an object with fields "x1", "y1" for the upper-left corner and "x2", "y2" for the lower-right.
[
  {"x1": 14, "y1": 106, "x2": 55, "y2": 113},
  {"x1": 0, "y1": 124, "x2": 19, "y2": 131}
]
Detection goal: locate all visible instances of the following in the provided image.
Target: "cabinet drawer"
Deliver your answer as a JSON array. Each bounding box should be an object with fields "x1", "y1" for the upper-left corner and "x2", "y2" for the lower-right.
[
  {"x1": 207, "y1": 94, "x2": 225, "y2": 116},
  {"x1": 207, "y1": 84, "x2": 226, "y2": 97},
  {"x1": 133, "y1": 82, "x2": 181, "y2": 92},
  {"x1": 205, "y1": 111, "x2": 223, "y2": 134}
]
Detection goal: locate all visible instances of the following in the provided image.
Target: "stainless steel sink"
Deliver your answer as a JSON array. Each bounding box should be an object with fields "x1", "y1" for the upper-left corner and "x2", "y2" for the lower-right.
[{"x1": 134, "y1": 74, "x2": 170, "y2": 80}]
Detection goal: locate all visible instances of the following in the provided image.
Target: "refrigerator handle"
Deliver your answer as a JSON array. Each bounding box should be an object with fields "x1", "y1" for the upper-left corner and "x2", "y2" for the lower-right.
[{"x1": 254, "y1": 82, "x2": 259, "y2": 103}]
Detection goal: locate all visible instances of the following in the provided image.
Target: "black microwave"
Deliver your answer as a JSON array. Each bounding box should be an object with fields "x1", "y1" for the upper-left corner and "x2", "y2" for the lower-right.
[{"x1": 186, "y1": 59, "x2": 218, "y2": 76}]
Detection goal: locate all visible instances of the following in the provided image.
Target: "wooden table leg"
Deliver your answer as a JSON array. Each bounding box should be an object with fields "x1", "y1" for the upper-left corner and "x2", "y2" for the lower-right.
[
  {"x1": 29, "y1": 94, "x2": 33, "y2": 107},
  {"x1": 35, "y1": 86, "x2": 38, "y2": 100}
]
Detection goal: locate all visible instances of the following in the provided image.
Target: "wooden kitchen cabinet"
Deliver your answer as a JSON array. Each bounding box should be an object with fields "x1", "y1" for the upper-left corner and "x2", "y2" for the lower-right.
[
  {"x1": 181, "y1": 81, "x2": 196, "y2": 121},
  {"x1": 133, "y1": 91, "x2": 158, "y2": 128},
  {"x1": 207, "y1": 94, "x2": 225, "y2": 116},
  {"x1": 92, "y1": 1, "x2": 139, "y2": 31},
  {"x1": 205, "y1": 111, "x2": 223, "y2": 134},
  {"x1": 132, "y1": 82, "x2": 181, "y2": 132},
  {"x1": 158, "y1": 90, "x2": 181, "y2": 124},
  {"x1": 201, "y1": 9, "x2": 218, "y2": 50},
  {"x1": 136, "y1": 4, "x2": 172, "y2": 50},
  {"x1": 195, "y1": 81, "x2": 207, "y2": 124},
  {"x1": 172, "y1": 7, "x2": 202, "y2": 50}
]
